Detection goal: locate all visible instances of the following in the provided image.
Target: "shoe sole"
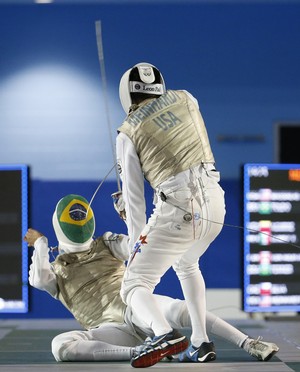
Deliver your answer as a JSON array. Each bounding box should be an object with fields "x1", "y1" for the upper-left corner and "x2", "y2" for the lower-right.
[
  {"x1": 131, "y1": 338, "x2": 189, "y2": 368},
  {"x1": 263, "y1": 348, "x2": 279, "y2": 361},
  {"x1": 179, "y1": 351, "x2": 216, "y2": 363},
  {"x1": 198, "y1": 351, "x2": 216, "y2": 362}
]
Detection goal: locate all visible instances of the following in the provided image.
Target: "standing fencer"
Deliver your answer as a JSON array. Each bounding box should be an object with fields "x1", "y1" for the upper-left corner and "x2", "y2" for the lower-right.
[
  {"x1": 25, "y1": 194, "x2": 279, "y2": 363},
  {"x1": 116, "y1": 62, "x2": 226, "y2": 367}
]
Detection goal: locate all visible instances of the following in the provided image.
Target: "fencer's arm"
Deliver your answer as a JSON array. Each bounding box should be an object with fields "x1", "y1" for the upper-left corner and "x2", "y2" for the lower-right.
[
  {"x1": 28, "y1": 234, "x2": 58, "y2": 298},
  {"x1": 103, "y1": 232, "x2": 130, "y2": 261},
  {"x1": 116, "y1": 132, "x2": 146, "y2": 248}
]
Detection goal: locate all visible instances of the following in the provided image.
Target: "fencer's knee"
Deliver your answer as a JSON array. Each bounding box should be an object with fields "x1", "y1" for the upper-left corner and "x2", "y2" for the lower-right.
[
  {"x1": 120, "y1": 282, "x2": 135, "y2": 306},
  {"x1": 52, "y1": 333, "x2": 66, "y2": 362},
  {"x1": 51, "y1": 331, "x2": 82, "y2": 362},
  {"x1": 173, "y1": 260, "x2": 200, "y2": 280},
  {"x1": 120, "y1": 279, "x2": 140, "y2": 305}
]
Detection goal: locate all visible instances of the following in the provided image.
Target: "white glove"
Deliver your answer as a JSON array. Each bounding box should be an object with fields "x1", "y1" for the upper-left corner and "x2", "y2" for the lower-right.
[{"x1": 111, "y1": 191, "x2": 126, "y2": 220}]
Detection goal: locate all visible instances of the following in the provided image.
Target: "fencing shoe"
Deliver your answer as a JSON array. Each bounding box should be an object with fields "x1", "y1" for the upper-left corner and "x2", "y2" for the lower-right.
[
  {"x1": 178, "y1": 341, "x2": 216, "y2": 362},
  {"x1": 131, "y1": 329, "x2": 188, "y2": 368},
  {"x1": 243, "y1": 336, "x2": 279, "y2": 361}
]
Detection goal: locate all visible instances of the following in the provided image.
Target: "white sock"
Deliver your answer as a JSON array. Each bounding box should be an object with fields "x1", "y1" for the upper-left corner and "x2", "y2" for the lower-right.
[
  {"x1": 206, "y1": 312, "x2": 248, "y2": 348},
  {"x1": 180, "y1": 271, "x2": 208, "y2": 347}
]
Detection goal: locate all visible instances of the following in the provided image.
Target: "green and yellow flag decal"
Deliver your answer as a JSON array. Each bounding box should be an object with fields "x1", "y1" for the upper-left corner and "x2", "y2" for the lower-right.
[{"x1": 56, "y1": 194, "x2": 95, "y2": 243}]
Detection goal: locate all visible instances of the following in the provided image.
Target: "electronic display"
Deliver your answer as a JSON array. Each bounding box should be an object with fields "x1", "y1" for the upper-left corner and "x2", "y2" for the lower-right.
[
  {"x1": 0, "y1": 165, "x2": 28, "y2": 313},
  {"x1": 243, "y1": 163, "x2": 300, "y2": 313}
]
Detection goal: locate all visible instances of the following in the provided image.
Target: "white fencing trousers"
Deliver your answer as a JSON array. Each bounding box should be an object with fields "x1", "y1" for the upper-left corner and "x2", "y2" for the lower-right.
[
  {"x1": 51, "y1": 323, "x2": 140, "y2": 362},
  {"x1": 51, "y1": 296, "x2": 247, "y2": 362},
  {"x1": 121, "y1": 164, "x2": 226, "y2": 347}
]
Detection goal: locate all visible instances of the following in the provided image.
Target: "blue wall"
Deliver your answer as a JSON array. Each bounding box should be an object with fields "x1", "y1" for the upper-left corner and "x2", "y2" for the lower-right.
[{"x1": 0, "y1": 1, "x2": 299, "y2": 318}]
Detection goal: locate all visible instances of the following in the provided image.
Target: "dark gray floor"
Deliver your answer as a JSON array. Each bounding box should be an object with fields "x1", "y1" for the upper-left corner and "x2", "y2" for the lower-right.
[{"x1": 0, "y1": 318, "x2": 299, "y2": 372}]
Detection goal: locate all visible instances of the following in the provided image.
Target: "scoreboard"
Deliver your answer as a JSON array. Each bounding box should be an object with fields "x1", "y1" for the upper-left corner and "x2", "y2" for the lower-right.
[
  {"x1": 243, "y1": 164, "x2": 300, "y2": 313},
  {"x1": 0, "y1": 165, "x2": 28, "y2": 313}
]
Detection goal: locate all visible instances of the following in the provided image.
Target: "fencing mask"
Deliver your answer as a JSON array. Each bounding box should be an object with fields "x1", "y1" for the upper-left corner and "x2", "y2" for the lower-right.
[{"x1": 52, "y1": 194, "x2": 95, "y2": 254}]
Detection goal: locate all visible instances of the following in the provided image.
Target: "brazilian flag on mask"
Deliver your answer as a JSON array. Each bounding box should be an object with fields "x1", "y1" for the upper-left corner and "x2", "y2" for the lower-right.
[{"x1": 56, "y1": 194, "x2": 95, "y2": 243}]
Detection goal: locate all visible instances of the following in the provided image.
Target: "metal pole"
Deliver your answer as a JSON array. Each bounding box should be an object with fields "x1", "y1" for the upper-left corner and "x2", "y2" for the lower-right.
[{"x1": 95, "y1": 20, "x2": 121, "y2": 191}]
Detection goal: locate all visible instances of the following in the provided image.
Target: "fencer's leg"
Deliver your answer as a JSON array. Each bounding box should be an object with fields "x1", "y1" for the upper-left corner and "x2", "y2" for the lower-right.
[
  {"x1": 206, "y1": 311, "x2": 248, "y2": 347},
  {"x1": 121, "y1": 223, "x2": 180, "y2": 337},
  {"x1": 153, "y1": 295, "x2": 249, "y2": 348},
  {"x1": 175, "y1": 263, "x2": 209, "y2": 347},
  {"x1": 51, "y1": 326, "x2": 139, "y2": 362},
  {"x1": 154, "y1": 295, "x2": 191, "y2": 329},
  {"x1": 129, "y1": 287, "x2": 172, "y2": 336},
  {"x1": 206, "y1": 312, "x2": 280, "y2": 361}
]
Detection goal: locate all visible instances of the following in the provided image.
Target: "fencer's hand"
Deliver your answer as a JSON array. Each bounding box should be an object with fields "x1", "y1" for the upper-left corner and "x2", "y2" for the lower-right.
[
  {"x1": 24, "y1": 228, "x2": 44, "y2": 247},
  {"x1": 111, "y1": 191, "x2": 126, "y2": 221}
]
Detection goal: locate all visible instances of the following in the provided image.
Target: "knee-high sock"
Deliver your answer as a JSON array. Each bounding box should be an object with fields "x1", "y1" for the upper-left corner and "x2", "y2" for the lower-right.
[
  {"x1": 206, "y1": 311, "x2": 248, "y2": 347},
  {"x1": 180, "y1": 271, "x2": 208, "y2": 347}
]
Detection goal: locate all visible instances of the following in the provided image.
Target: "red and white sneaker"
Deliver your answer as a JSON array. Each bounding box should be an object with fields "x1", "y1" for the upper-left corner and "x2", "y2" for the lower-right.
[{"x1": 131, "y1": 329, "x2": 188, "y2": 368}]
